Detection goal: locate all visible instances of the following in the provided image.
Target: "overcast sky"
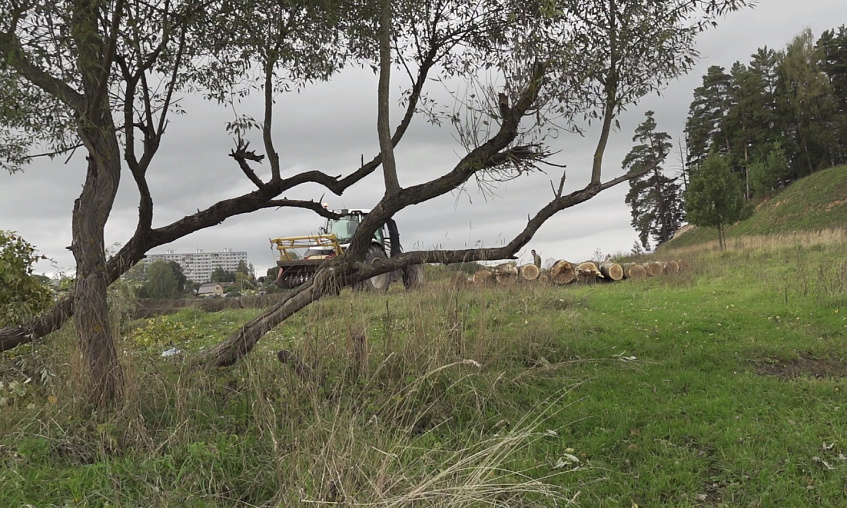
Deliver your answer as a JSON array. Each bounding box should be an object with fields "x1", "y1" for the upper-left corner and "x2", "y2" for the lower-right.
[{"x1": 3, "y1": 0, "x2": 847, "y2": 278}]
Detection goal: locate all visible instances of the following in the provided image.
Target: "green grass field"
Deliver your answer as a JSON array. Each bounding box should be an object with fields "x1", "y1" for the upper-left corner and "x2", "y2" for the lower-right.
[{"x1": 1, "y1": 168, "x2": 846, "y2": 507}]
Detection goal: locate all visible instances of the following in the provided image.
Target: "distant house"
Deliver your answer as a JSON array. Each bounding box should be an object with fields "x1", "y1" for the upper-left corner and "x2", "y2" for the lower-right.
[{"x1": 197, "y1": 282, "x2": 224, "y2": 298}]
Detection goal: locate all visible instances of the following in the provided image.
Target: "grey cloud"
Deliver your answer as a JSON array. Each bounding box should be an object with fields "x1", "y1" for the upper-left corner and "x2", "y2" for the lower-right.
[{"x1": 3, "y1": 0, "x2": 846, "y2": 277}]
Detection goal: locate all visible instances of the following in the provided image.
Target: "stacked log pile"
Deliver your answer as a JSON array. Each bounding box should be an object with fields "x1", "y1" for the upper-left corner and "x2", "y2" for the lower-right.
[{"x1": 458, "y1": 258, "x2": 685, "y2": 287}]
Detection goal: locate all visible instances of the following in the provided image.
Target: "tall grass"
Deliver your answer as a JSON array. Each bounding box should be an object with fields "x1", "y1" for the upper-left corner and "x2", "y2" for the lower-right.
[
  {"x1": 1, "y1": 279, "x2": 585, "y2": 506},
  {"x1": 3, "y1": 236, "x2": 846, "y2": 506}
]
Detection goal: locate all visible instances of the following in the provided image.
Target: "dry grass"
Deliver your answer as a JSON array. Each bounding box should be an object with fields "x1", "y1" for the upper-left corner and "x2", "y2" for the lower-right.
[{"x1": 661, "y1": 227, "x2": 847, "y2": 257}]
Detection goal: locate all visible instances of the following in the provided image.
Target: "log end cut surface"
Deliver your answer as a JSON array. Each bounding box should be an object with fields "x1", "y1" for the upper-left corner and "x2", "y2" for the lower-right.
[
  {"x1": 520, "y1": 264, "x2": 540, "y2": 281},
  {"x1": 600, "y1": 262, "x2": 624, "y2": 281}
]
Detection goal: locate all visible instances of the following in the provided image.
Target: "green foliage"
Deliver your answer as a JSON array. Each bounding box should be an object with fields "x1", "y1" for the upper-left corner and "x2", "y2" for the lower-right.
[
  {"x1": 128, "y1": 315, "x2": 205, "y2": 349},
  {"x1": 210, "y1": 266, "x2": 236, "y2": 283},
  {"x1": 139, "y1": 259, "x2": 185, "y2": 299},
  {"x1": 778, "y1": 29, "x2": 840, "y2": 178},
  {"x1": 685, "y1": 153, "x2": 751, "y2": 250},
  {"x1": 0, "y1": 231, "x2": 52, "y2": 327},
  {"x1": 749, "y1": 142, "x2": 790, "y2": 197},
  {"x1": 685, "y1": 65, "x2": 733, "y2": 169}
]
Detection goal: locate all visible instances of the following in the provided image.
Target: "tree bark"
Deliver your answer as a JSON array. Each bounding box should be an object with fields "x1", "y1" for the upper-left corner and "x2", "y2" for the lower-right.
[
  {"x1": 68, "y1": 0, "x2": 126, "y2": 405},
  {"x1": 576, "y1": 261, "x2": 602, "y2": 283},
  {"x1": 0, "y1": 296, "x2": 73, "y2": 351},
  {"x1": 377, "y1": 0, "x2": 400, "y2": 195},
  {"x1": 199, "y1": 268, "x2": 337, "y2": 367}
]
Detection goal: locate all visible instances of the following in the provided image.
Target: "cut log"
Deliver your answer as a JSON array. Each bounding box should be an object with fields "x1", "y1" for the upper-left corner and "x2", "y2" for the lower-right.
[
  {"x1": 599, "y1": 261, "x2": 624, "y2": 281},
  {"x1": 662, "y1": 260, "x2": 679, "y2": 275},
  {"x1": 576, "y1": 261, "x2": 603, "y2": 283},
  {"x1": 550, "y1": 260, "x2": 576, "y2": 285},
  {"x1": 494, "y1": 263, "x2": 519, "y2": 284},
  {"x1": 642, "y1": 261, "x2": 663, "y2": 277},
  {"x1": 622, "y1": 263, "x2": 647, "y2": 280},
  {"x1": 537, "y1": 272, "x2": 550, "y2": 284},
  {"x1": 676, "y1": 259, "x2": 688, "y2": 272},
  {"x1": 472, "y1": 269, "x2": 493, "y2": 285},
  {"x1": 519, "y1": 264, "x2": 540, "y2": 281}
]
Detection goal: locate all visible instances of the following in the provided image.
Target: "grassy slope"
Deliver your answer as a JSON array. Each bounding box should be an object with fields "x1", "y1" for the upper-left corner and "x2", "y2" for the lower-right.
[
  {"x1": 663, "y1": 164, "x2": 847, "y2": 251},
  {"x1": 1, "y1": 169, "x2": 847, "y2": 506}
]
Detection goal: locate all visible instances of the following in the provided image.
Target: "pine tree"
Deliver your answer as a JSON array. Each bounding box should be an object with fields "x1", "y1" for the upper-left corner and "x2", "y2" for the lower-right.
[
  {"x1": 684, "y1": 153, "x2": 750, "y2": 251},
  {"x1": 776, "y1": 29, "x2": 839, "y2": 177},
  {"x1": 817, "y1": 25, "x2": 847, "y2": 164},
  {"x1": 624, "y1": 111, "x2": 684, "y2": 250},
  {"x1": 685, "y1": 66, "x2": 733, "y2": 169}
]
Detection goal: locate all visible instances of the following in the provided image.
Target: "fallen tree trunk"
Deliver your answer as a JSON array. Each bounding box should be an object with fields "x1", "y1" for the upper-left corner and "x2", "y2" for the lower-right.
[
  {"x1": 519, "y1": 264, "x2": 540, "y2": 281},
  {"x1": 642, "y1": 261, "x2": 663, "y2": 277},
  {"x1": 622, "y1": 263, "x2": 647, "y2": 279},
  {"x1": 473, "y1": 269, "x2": 494, "y2": 285},
  {"x1": 494, "y1": 263, "x2": 519, "y2": 285},
  {"x1": 576, "y1": 261, "x2": 603, "y2": 283},
  {"x1": 0, "y1": 296, "x2": 74, "y2": 351},
  {"x1": 663, "y1": 260, "x2": 679, "y2": 275},
  {"x1": 550, "y1": 260, "x2": 576, "y2": 285},
  {"x1": 599, "y1": 261, "x2": 624, "y2": 281}
]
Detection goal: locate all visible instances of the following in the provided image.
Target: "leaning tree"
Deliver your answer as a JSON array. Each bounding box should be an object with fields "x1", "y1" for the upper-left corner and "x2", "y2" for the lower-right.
[{"x1": 0, "y1": 0, "x2": 749, "y2": 405}]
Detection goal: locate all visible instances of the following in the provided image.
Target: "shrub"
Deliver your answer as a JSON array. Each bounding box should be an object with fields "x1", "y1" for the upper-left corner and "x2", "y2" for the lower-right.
[{"x1": 0, "y1": 231, "x2": 52, "y2": 327}]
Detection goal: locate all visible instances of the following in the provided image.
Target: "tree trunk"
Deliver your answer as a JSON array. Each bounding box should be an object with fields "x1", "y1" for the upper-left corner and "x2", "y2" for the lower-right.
[
  {"x1": 662, "y1": 260, "x2": 679, "y2": 275},
  {"x1": 201, "y1": 269, "x2": 335, "y2": 367},
  {"x1": 642, "y1": 261, "x2": 663, "y2": 277},
  {"x1": 550, "y1": 260, "x2": 576, "y2": 285},
  {"x1": 472, "y1": 269, "x2": 494, "y2": 285},
  {"x1": 0, "y1": 296, "x2": 73, "y2": 351},
  {"x1": 576, "y1": 261, "x2": 602, "y2": 283},
  {"x1": 72, "y1": 143, "x2": 124, "y2": 405},
  {"x1": 599, "y1": 261, "x2": 624, "y2": 281},
  {"x1": 494, "y1": 263, "x2": 519, "y2": 284},
  {"x1": 622, "y1": 263, "x2": 647, "y2": 279}
]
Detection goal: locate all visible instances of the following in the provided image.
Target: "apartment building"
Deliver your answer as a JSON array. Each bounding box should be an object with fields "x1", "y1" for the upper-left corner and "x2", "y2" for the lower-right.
[{"x1": 145, "y1": 248, "x2": 249, "y2": 283}]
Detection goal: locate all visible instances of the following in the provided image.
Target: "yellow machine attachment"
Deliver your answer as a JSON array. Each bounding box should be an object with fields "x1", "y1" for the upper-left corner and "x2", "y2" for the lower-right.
[
  {"x1": 269, "y1": 234, "x2": 344, "y2": 288},
  {"x1": 269, "y1": 234, "x2": 343, "y2": 261}
]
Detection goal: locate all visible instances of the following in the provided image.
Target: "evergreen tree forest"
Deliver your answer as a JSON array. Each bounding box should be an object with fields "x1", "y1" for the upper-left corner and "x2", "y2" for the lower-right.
[
  {"x1": 628, "y1": 25, "x2": 847, "y2": 249},
  {"x1": 684, "y1": 25, "x2": 847, "y2": 197}
]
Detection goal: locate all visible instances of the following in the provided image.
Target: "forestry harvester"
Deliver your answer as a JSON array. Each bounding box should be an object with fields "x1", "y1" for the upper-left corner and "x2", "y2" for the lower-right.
[{"x1": 270, "y1": 208, "x2": 423, "y2": 291}]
